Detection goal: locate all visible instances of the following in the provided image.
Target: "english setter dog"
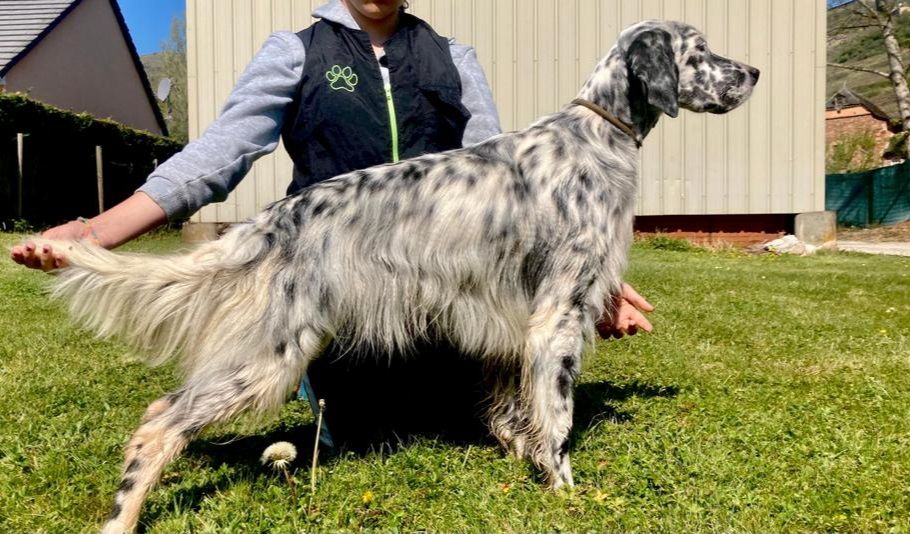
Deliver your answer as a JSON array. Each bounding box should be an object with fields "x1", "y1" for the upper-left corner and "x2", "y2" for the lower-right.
[{"x1": 33, "y1": 20, "x2": 757, "y2": 532}]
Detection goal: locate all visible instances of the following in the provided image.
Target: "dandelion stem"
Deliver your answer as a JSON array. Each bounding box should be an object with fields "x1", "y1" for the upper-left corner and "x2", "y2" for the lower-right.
[{"x1": 310, "y1": 399, "x2": 326, "y2": 495}]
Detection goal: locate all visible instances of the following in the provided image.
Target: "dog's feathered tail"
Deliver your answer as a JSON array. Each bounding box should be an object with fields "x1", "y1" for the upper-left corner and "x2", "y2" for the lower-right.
[{"x1": 33, "y1": 227, "x2": 279, "y2": 374}]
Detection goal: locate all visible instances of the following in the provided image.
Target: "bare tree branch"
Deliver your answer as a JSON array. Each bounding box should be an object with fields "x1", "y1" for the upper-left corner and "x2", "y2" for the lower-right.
[
  {"x1": 827, "y1": 62, "x2": 891, "y2": 78},
  {"x1": 855, "y1": 0, "x2": 878, "y2": 17},
  {"x1": 829, "y1": 23, "x2": 880, "y2": 32}
]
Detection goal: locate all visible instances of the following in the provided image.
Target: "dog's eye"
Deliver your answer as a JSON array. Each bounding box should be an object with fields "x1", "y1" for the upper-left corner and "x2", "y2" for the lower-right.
[{"x1": 695, "y1": 42, "x2": 707, "y2": 52}]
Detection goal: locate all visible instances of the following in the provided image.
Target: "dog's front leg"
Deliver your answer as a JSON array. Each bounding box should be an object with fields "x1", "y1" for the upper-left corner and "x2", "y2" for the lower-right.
[{"x1": 521, "y1": 302, "x2": 584, "y2": 488}]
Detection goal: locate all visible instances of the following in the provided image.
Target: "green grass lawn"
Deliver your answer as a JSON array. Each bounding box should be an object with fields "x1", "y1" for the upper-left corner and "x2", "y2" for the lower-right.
[{"x1": 1, "y1": 231, "x2": 909, "y2": 532}]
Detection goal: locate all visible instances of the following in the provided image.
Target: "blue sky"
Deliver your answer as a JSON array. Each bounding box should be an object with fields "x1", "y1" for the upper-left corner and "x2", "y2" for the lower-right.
[{"x1": 118, "y1": 0, "x2": 186, "y2": 56}]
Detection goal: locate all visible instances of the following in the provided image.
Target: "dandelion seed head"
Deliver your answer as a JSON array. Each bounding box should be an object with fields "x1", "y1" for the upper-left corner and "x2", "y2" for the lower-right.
[{"x1": 261, "y1": 441, "x2": 297, "y2": 470}]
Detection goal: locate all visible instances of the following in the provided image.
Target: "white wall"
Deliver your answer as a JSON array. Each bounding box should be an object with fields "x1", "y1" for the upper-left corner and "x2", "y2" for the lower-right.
[{"x1": 186, "y1": 0, "x2": 827, "y2": 223}]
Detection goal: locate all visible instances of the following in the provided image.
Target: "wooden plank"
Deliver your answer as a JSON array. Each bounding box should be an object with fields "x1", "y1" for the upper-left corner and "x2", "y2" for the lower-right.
[
  {"x1": 814, "y1": 0, "x2": 827, "y2": 212},
  {"x1": 683, "y1": 0, "x2": 707, "y2": 214},
  {"x1": 213, "y1": 0, "x2": 236, "y2": 223},
  {"x1": 792, "y1": 0, "x2": 816, "y2": 213},
  {"x1": 769, "y1": 0, "x2": 793, "y2": 212},
  {"x1": 451, "y1": 0, "x2": 474, "y2": 47},
  {"x1": 724, "y1": 0, "x2": 750, "y2": 214},
  {"x1": 535, "y1": 0, "x2": 557, "y2": 117},
  {"x1": 233, "y1": 0, "x2": 258, "y2": 221},
  {"x1": 556, "y1": 0, "x2": 578, "y2": 110},
  {"x1": 494, "y1": 0, "x2": 515, "y2": 129},
  {"x1": 194, "y1": 0, "x2": 216, "y2": 222},
  {"x1": 472, "y1": 0, "x2": 495, "y2": 110},
  {"x1": 704, "y1": 0, "x2": 728, "y2": 213},
  {"x1": 515, "y1": 0, "x2": 535, "y2": 127},
  {"x1": 659, "y1": 0, "x2": 684, "y2": 214},
  {"x1": 251, "y1": 0, "x2": 275, "y2": 213},
  {"x1": 747, "y1": 0, "x2": 771, "y2": 213},
  {"x1": 637, "y1": 0, "x2": 663, "y2": 214}
]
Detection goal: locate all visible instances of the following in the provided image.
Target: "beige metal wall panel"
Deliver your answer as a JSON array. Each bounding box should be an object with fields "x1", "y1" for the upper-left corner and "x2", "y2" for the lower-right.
[{"x1": 187, "y1": 0, "x2": 826, "y2": 222}]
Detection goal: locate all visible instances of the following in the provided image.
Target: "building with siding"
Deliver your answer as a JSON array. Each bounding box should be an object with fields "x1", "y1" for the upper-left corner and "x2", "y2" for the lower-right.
[
  {"x1": 0, "y1": 0, "x2": 167, "y2": 135},
  {"x1": 184, "y1": 0, "x2": 827, "y2": 241}
]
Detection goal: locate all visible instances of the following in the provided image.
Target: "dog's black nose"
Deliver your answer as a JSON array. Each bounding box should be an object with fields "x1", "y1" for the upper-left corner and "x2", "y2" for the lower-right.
[{"x1": 748, "y1": 67, "x2": 760, "y2": 83}]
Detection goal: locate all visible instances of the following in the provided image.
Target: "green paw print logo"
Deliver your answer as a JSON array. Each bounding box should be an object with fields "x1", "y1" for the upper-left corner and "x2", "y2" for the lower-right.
[{"x1": 325, "y1": 65, "x2": 359, "y2": 92}]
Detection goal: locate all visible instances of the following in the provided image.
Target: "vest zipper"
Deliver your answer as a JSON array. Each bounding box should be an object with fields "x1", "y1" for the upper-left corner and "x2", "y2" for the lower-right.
[{"x1": 384, "y1": 85, "x2": 400, "y2": 163}]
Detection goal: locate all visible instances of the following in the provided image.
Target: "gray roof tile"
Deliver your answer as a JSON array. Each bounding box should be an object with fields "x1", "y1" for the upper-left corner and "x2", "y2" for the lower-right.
[{"x1": 0, "y1": 0, "x2": 79, "y2": 73}]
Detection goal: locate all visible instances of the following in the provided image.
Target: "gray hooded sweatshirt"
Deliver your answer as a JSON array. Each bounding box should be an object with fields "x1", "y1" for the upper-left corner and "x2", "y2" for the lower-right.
[{"x1": 139, "y1": 0, "x2": 502, "y2": 220}]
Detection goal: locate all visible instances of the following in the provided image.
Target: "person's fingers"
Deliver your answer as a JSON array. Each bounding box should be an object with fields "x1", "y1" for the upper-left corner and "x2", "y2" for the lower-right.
[
  {"x1": 637, "y1": 313, "x2": 654, "y2": 333},
  {"x1": 53, "y1": 252, "x2": 67, "y2": 269},
  {"x1": 621, "y1": 283, "x2": 655, "y2": 312},
  {"x1": 38, "y1": 245, "x2": 56, "y2": 271},
  {"x1": 10, "y1": 245, "x2": 25, "y2": 264}
]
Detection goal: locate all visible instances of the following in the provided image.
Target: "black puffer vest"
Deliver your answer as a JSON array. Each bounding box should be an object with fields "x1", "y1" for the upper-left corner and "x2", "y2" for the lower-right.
[{"x1": 281, "y1": 13, "x2": 469, "y2": 194}]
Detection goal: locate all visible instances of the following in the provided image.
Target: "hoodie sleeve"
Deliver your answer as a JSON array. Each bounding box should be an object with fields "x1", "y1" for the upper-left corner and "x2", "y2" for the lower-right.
[
  {"x1": 449, "y1": 41, "x2": 502, "y2": 146},
  {"x1": 139, "y1": 31, "x2": 305, "y2": 220}
]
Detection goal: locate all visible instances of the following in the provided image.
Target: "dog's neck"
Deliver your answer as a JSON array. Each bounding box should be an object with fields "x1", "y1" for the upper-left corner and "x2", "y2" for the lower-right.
[{"x1": 576, "y1": 49, "x2": 663, "y2": 142}]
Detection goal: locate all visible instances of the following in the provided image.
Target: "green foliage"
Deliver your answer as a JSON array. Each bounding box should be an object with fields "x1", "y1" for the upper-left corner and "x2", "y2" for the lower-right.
[
  {"x1": 826, "y1": 129, "x2": 882, "y2": 174},
  {"x1": 3, "y1": 232, "x2": 909, "y2": 532},
  {"x1": 883, "y1": 130, "x2": 909, "y2": 160},
  {"x1": 829, "y1": 6, "x2": 910, "y2": 63},
  {"x1": 157, "y1": 16, "x2": 188, "y2": 145},
  {"x1": 0, "y1": 93, "x2": 183, "y2": 226},
  {"x1": 826, "y1": 5, "x2": 908, "y2": 120},
  {"x1": 635, "y1": 235, "x2": 697, "y2": 252},
  {"x1": 0, "y1": 93, "x2": 182, "y2": 151},
  {"x1": 9, "y1": 219, "x2": 33, "y2": 233}
]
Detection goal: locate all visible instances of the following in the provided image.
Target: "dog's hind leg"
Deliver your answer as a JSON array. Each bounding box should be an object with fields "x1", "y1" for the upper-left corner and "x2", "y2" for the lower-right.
[
  {"x1": 487, "y1": 363, "x2": 529, "y2": 458},
  {"x1": 521, "y1": 302, "x2": 584, "y2": 489},
  {"x1": 102, "y1": 330, "x2": 322, "y2": 534}
]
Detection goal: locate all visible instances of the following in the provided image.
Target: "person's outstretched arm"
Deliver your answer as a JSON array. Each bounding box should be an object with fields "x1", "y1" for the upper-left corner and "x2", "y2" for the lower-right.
[
  {"x1": 11, "y1": 32, "x2": 306, "y2": 271},
  {"x1": 10, "y1": 192, "x2": 167, "y2": 270}
]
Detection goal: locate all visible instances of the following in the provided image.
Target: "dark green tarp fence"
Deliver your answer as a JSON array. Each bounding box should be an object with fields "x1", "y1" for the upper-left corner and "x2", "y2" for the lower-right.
[{"x1": 826, "y1": 160, "x2": 910, "y2": 227}]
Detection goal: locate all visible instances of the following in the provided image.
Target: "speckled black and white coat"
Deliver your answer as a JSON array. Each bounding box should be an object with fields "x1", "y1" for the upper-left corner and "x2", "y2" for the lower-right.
[{"x1": 34, "y1": 20, "x2": 758, "y2": 533}]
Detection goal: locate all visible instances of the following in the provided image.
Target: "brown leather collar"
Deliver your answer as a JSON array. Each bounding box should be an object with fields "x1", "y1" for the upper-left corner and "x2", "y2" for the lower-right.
[{"x1": 571, "y1": 98, "x2": 642, "y2": 148}]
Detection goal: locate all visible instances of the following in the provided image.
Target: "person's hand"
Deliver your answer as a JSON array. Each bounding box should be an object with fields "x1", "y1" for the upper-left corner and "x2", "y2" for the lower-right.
[
  {"x1": 10, "y1": 220, "x2": 86, "y2": 271},
  {"x1": 596, "y1": 283, "x2": 654, "y2": 339}
]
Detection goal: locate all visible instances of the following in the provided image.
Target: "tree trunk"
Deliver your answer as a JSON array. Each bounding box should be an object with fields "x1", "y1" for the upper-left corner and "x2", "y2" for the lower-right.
[{"x1": 871, "y1": 0, "x2": 910, "y2": 156}]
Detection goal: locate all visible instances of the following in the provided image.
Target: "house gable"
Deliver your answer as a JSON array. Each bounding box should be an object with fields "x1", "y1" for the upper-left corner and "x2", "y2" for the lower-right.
[{"x1": 1, "y1": 0, "x2": 167, "y2": 135}]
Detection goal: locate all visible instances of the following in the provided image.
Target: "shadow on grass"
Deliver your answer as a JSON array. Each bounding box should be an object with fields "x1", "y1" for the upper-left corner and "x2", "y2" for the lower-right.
[
  {"x1": 574, "y1": 380, "x2": 679, "y2": 429},
  {"x1": 152, "y1": 377, "x2": 678, "y2": 523}
]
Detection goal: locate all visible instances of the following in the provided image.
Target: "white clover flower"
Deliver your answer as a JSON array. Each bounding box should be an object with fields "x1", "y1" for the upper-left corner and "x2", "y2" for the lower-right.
[{"x1": 261, "y1": 441, "x2": 297, "y2": 471}]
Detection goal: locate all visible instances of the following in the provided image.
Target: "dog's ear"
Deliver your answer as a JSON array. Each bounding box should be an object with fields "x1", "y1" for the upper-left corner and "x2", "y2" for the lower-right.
[{"x1": 627, "y1": 29, "x2": 679, "y2": 118}]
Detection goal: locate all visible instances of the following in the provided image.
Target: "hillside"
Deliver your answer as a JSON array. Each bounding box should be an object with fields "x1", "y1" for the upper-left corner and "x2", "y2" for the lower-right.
[
  {"x1": 826, "y1": 2, "x2": 910, "y2": 121},
  {"x1": 140, "y1": 52, "x2": 166, "y2": 94}
]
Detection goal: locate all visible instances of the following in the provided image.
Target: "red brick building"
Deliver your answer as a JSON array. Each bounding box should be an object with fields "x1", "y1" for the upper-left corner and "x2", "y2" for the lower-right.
[{"x1": 826, "y1": 87, "x2": 901, "y2": 163}]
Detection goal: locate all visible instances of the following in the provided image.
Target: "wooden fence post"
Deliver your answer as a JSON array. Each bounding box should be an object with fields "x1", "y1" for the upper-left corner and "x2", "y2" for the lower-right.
[
  {"x1": 96, "y1": 145, "x2": 104, "y2": 213},
  {"x1": 16, "y1": 133, "x2": 24, "y2": 217}
]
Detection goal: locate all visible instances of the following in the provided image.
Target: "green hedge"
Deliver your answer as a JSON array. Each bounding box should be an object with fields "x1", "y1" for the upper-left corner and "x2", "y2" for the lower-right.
[{"x1": 0, "y1": 93, "x2": 183, "y2": 228}]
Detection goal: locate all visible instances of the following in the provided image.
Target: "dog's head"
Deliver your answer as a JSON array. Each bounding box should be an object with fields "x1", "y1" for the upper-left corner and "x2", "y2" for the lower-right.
[
  {"x1": 580, "y1": 20, "x2": 759, "y2": 134},
  {"x1": 620, "y1": 20, "x2": 759, "y2": 118}
]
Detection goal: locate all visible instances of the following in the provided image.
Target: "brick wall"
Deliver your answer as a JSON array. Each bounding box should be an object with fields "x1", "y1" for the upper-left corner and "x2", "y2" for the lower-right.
[{"x1": 826, "y1": 106, "x2": 894, "y2": 152}]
